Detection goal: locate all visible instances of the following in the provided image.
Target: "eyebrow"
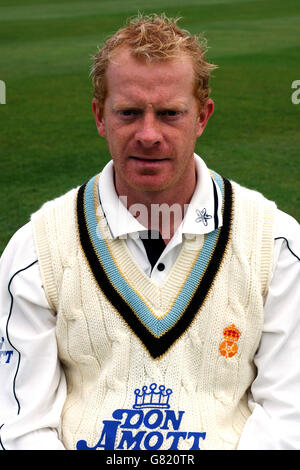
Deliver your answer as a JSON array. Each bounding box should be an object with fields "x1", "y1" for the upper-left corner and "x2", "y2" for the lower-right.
[{"x1": 111, "y1": 101, "x2": 188, "y2": 112}]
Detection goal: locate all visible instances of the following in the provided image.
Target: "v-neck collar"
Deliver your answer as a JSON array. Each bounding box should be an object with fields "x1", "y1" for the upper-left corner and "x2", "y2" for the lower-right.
[{"x1": 77, "y1": 171, "x2": 233, "y2": 359}]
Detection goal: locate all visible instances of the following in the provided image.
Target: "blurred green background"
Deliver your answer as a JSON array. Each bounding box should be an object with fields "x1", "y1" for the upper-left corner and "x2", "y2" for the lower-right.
[{"x1": 0, "y1": 0, "x2": 299, "y2": 254}]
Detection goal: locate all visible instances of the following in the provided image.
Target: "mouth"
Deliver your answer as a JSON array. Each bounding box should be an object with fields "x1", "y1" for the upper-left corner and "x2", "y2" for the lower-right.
[{"x1": 129, "y1": 156, "x2": 169, "y2": 162}]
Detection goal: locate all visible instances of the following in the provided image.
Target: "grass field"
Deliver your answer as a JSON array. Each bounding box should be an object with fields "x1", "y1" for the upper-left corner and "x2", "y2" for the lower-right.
[{"x1": 0, "y1": 0, "x2": 299, "y2": 254}]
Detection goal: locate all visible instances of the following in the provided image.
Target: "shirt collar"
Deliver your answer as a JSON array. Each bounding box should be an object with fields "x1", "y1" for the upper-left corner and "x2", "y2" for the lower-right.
[
  {"x1": 181, "y1": 154, "x2": 223, "y2": 235},
  {"x1": 98, "y1": 153, "x2": 223, "y2": 240}
]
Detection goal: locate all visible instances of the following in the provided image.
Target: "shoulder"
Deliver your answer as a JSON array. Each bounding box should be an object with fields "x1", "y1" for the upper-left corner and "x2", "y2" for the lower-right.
[
  {"x1": 0, "y1": 222, "x2": 41, "y2": 302},
  {"x1": 273, "y1": 209, "x2": 300, "y2": 263},
  {"x1": 32, "y1": 186, "x2": 79, "y2": 219},
  {"x1": 0, "y1": 222, "x2": 37, "y2": 273},
  {"x1": 230, "y1": 179, "x2": 275, "y2": 205},
  {"x1": 229, "y1": 180, "x2": 277, "y2": 229},
  {"x1": 274, "y1": 209, "x2": 300, "y2": 238}
]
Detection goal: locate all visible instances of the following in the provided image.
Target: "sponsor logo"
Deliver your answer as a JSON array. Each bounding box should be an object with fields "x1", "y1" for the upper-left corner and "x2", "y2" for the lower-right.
[
  {"x1": 76, "y1": 383, "x2": 206, "y2": 450},
  {"x1": 0, "y1": 337, "x2": 13, "y2": 364}
]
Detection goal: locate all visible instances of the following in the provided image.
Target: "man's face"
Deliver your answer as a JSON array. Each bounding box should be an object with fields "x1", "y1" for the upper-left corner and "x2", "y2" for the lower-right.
[{"x1": 92, "y1": 48, "x2": 214, "y2": 201}]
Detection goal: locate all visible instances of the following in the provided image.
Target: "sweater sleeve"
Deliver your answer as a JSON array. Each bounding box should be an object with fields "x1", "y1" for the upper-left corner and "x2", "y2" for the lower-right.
[
  {"x1": 0, "y1": 222, "x2": 66, "y2": 450},
  {"x1": 237, "y1": 210, "x2": 300, "y2": 450}
]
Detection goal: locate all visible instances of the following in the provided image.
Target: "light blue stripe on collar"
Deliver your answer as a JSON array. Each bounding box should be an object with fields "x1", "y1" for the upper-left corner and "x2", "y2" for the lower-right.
[{"x1": 83, "y1": 172, "x2": 224, "y2": 338}]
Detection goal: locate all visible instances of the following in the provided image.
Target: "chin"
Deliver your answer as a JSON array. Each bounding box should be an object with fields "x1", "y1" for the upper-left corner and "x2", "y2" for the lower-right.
[{"x1": 128, "y1": 175, "x2": 175, "y2": 193}]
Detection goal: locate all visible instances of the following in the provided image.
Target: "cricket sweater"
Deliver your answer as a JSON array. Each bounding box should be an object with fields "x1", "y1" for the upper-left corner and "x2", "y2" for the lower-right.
[{"x1": 31, "y1": 171, "x2": 275, "y2": 450}]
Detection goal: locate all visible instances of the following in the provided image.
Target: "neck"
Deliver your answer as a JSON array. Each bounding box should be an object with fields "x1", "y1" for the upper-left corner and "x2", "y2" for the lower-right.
[{"x1": 115, "y1": 174, "x2": 197, "y2": 244}]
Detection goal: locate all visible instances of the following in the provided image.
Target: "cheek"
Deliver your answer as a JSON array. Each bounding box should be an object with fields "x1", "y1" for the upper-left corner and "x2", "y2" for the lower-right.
[
  {"x1": 105, "y1": 124, "x2": 124, "y2": 149},
  {"x1": 171, "y1": 125, "x2": 198, "y2": 151},
  {"x1": 109, "y1": 122, "x2": 133, "y2": 142},
  {"x1": 106, "y1": 129, "x2": 135, "y2": 164}
]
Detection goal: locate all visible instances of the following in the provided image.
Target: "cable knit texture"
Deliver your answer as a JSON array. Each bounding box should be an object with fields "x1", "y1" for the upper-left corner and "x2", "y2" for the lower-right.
[{"x1": 31, "y1": 175, "x2": 275, "y2": 450}]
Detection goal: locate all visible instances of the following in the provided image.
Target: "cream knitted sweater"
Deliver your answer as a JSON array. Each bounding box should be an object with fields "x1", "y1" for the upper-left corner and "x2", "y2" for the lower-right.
[{"x1": 31, "y1": 171, "x2": 275, "y2": 450}]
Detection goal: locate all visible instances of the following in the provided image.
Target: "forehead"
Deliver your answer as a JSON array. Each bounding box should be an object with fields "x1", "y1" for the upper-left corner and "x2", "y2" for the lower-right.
[{"x1": 105, "y1": 48, "x2": 196, "y2": 106}]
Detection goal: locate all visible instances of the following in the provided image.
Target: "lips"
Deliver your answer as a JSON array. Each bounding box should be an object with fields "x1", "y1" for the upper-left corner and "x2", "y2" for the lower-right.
[{"x1": 129, "y1": 156, "x2": 169, "y2": 162}]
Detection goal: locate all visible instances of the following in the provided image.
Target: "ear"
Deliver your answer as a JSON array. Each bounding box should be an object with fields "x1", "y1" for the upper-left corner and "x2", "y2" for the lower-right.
[
  {"x1": 92, "y1": 98, "x2": 106, "y2": 138},
  {"x1": 196, "y1": 98, "x2": 214, "y2": 138}
]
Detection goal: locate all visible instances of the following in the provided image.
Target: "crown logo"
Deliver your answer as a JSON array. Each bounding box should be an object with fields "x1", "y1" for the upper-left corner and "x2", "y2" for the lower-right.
[
  {"x1": 219, "y1": 324, "x2": 241, "y2": 358},
  {"x1": 133, "y1": 383, "x2": 173, "y2": 409},
  {"x1": 222, "y1": 324, "x2": 241, "y2": 342}
]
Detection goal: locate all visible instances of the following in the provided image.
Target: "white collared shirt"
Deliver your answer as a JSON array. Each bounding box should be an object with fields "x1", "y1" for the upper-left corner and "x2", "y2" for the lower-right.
[
  {"x1": 99, "y1": 155, "x2": 223, "y2": 283},
  {"x1": 0, "y1": 154, "x2": 300, "y2": 450}
]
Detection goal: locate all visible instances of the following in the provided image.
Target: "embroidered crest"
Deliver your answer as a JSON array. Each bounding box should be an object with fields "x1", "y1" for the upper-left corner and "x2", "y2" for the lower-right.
[
  {"x1": 219, "y1": 324, "x2": 241, "y2": 358},
  {"x1": 195, "y1": 208, "x2": 212, "y2": 226}
]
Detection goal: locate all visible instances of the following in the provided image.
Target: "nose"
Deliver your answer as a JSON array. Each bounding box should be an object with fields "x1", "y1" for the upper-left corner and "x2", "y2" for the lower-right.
[{"x1": 135, "y1": 111, "x2": 162, "y2": 148}]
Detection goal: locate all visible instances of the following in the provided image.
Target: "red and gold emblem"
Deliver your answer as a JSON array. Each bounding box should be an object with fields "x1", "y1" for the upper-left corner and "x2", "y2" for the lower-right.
[{"x1": 219, "y1": 324, "x2": 241, "y2": 358}]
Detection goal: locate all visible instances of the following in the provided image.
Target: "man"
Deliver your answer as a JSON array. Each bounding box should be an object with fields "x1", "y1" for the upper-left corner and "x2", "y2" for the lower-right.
[{"x1": 0, "y1": 14, "x2": 299, "y2": 450}]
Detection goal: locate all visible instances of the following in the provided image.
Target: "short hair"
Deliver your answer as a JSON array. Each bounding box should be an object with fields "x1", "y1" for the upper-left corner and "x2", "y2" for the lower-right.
[{"x1": 91, "y1": 13, "x2": 217, "y2": 112}]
